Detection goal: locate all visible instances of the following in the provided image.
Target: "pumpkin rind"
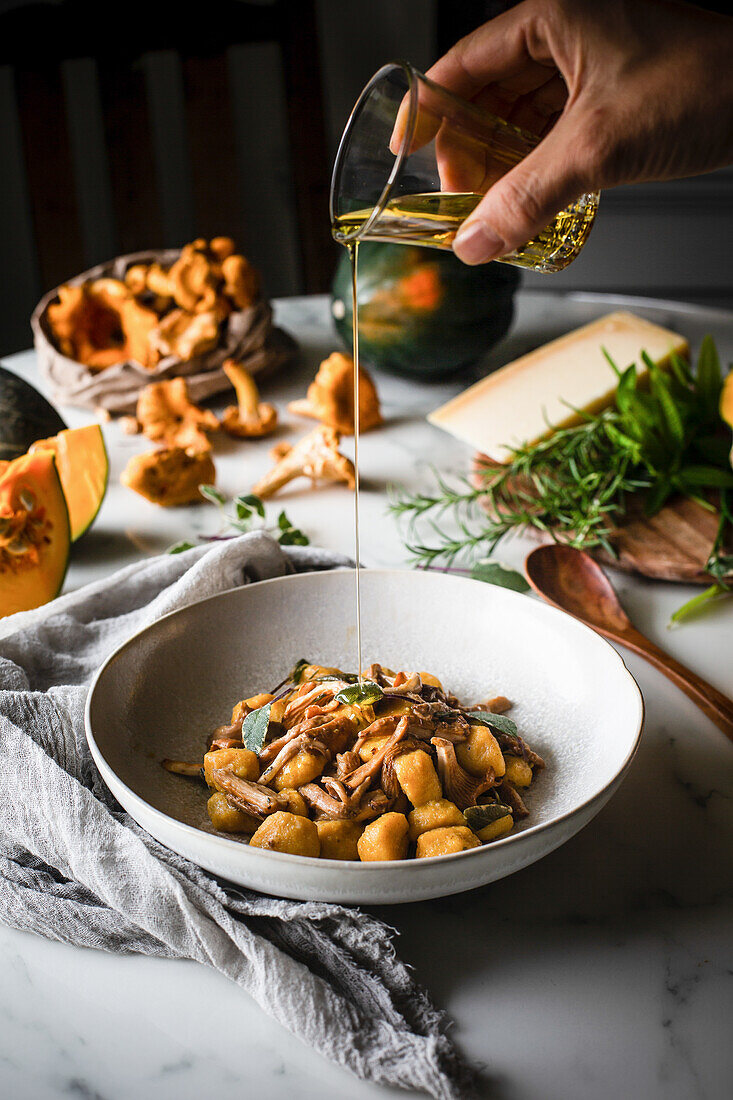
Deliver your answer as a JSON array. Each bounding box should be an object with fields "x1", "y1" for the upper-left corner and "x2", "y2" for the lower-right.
[
  {"x1": 30, "y1": 424, "x2": 109, "y2": 540},
  {"x1": 0, "y1": 366, "x2": 67, "y2": 462},
  {"x1": 331, "y1": 243, "x2": 519, "y2": 378},
  {"x1": 0, "y1": 451, "x2": 70, "y2": 617}
]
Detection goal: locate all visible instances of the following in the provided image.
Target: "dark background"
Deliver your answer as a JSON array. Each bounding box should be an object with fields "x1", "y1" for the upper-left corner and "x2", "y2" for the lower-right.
[{"x1": 1, "y1": 0, "x2": 731, "y2": 356}]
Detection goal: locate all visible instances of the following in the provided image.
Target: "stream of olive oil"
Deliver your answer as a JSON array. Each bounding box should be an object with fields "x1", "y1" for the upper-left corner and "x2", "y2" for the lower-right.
[
  {"x1": 348, "y1": 241, "x2": 363, "y2": 681},
  {"x1": 335, "y1": 191, "x2": 598, "y2": 272}
]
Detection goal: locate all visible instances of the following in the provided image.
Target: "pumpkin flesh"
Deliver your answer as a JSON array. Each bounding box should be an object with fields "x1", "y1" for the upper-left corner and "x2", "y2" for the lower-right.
[
  {"x1": 0, "y1": 451, "x2": 70, "y2": 616},
  {"x1": 30, "y1": 424, "x2": 108, "y2": 540}
]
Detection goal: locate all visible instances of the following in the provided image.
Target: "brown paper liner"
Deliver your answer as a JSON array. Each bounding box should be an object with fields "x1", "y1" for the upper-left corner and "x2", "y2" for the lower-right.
[{"x1": 32, "y1": 249, "x2": 298, "y2": 414}]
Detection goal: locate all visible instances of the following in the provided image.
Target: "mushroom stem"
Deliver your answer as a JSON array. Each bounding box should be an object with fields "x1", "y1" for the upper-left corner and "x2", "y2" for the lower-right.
[
  {"x1": 211, "y1": 770, "x2": 286, "y2": 817},
  {"x1": 162, "y1": 759, "x2": 203, "y2": 777},
  {"x1": 223, "y1": 358, "x2": 259, "y2": 416},
  {"x1": 343, "y1": 719, "x2": 409, "y2": 791},
  {"x1": 251, "y1": 427, "x2": 355, "y2": 500},
  {"x1": 430, "y1": 737, "x2": 495, "y2": 810}
]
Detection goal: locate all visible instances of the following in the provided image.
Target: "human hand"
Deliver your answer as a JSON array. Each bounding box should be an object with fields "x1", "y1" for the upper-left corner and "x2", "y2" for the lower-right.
[{"x1": 421, "y1": 0, "x2": 733, "y2": 264}]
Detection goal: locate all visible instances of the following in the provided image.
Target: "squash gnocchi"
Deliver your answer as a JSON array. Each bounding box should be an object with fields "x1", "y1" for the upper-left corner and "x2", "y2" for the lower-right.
[{"x1": 162, "y1": 661, "x2": 545, "y2": 861}]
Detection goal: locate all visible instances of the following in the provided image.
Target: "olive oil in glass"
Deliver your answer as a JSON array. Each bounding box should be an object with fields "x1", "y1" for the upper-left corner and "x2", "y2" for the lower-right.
[{"x1": 334, "y1": 190, "x2": 599, "y2": 273}]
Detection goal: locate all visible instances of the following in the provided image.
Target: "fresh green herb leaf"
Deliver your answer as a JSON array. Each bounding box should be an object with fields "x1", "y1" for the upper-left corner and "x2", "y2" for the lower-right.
[
  {"x1": 669, "y1": 582, "x2": 732, "y2": 626},
  {"x1": 242, "y1": 704, "x2": 272, "y2": 753},
  {"x1": 289, "y1": 658, "x2": 311, "y2": 684},
  {"x1": 696, "y1": 335, "x2": 723, "y2": 419},
  {"x1": 674, "y1": 465, "x2": 733, "y2": 490},
  {"x1": 464, "y1": 804, "x2": 513, "y2": 830},
  {"x1": 170, "y1": 492, "x2": 309, "y2": 552},
  {"x1": 277, "y1": 528, "x2": 310, "y2": 545},
  {"x1": 391, "y1": 337, "x2": 733, "y2": 633},
  {"x1": 471, "y1": 559, "x2": 530, "y2": 593},
  {"x1": 237, "y1": 494, "x2": 265, "y2": 519},
  {"x1": 167, "y1": 540, "x2": 196, "y2": 554},
  {"x1": 199, "y1": 484, "x2": 227, "y2": 507},
  {"x1": 274, "y1": 509, "x2": 310, "y2": 546},
  {"x1": 335, "y1": 681, "x2": 384, "y2": 706},
  {"x1": 465, "y1": 711, "x2": 518, "y2": 737},
  {"x1": 231, "y1": 517, "x2": 254, "y2": 533}
]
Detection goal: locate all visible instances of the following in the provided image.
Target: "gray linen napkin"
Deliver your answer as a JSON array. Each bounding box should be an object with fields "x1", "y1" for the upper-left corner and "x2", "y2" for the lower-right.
[{"x1": 0, "y1": 532, "x2": 474, "y2": 1100}]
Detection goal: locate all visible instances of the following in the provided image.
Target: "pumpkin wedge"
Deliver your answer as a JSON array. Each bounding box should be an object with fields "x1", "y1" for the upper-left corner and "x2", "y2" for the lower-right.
[
  {"x1": 30, "y1": 424, "x2": 108, "y2": 540},
  {"x1": 0, "y1": 451, "x2": 70, "y2": 617}
]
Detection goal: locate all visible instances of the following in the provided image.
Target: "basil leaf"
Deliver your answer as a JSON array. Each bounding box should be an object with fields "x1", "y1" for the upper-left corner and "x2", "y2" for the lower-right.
[
  {"x1": 465, "y1": 804, "x2": 513, "y2": 830},
  {"x1": 471, "y1": 559, "x2": 530, "y2": 593},
  {"x1": 242, "y1": 704, "x2": 272, "y2": 753},
  {"x1": 335, "y1": 681, "x2": 384, "y2": 706},
  {"x1": 167, "y1": 540, "x2": 196, "y2": 555},
  {"x1": 466, "y1": 711, "x2": 518, "y2": 737},
  {"x1": 199, "y1": 484, "x2": 227, "y2": 506}
]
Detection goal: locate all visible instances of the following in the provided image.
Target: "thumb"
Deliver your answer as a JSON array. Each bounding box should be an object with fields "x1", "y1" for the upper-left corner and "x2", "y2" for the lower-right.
[{"x1": 452, "y1": 111, "x2": 593, "y2": 265}]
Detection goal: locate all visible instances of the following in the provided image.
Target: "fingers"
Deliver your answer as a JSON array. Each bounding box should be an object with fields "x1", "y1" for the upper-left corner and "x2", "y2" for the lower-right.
[
  {"x1": 452, "y1": 109, "x2": 591, "y2": 264},
  {"x1": 426, "y1": 2, "x2": 555, "y2": 97},
  {"x1": 507, "y1": 74, "x2": 568, "y2": 136},
  {"x1": 392, "y1": 3, "x2": 558, "y2": 156}
]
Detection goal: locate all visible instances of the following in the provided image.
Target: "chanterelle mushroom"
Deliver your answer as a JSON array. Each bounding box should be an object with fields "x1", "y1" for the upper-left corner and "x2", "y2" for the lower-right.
[
  {"x1": 136, "y1": 377, "x2": 219, "y2": 452},
  {"x1": 288, "y1": 352, "x2": 382, "y2": 434},
  {"x1": 220, "y1": 359, "x2": 278, "y2": 438},
  {"x1": 251, "y1": 426, "x2": 355, "y2": 499},
  {"x1": 121, "y1": 447, "x2": 216, "y2": 507},
  {"x1": 431, "y1": 737, "x2": 494, "y2": 810}
]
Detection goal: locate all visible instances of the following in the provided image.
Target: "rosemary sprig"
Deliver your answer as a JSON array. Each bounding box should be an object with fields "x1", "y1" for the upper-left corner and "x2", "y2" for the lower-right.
[
  {"x1": 391, "y1": 338, "x2": 733, "y2": 588},
  {"x1": 168, "y1": 488, "x2": 309, "y2": 553}
]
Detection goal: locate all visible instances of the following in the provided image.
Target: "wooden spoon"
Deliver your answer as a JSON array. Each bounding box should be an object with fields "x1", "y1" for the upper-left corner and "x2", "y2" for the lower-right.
[{"x1": 525, "y1": 543, "x2": 733, "y2": 742}]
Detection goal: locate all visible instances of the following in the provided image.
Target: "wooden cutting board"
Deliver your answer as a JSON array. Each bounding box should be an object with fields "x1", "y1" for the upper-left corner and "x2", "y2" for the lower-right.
[{"x1": 471, "y1": 453, "x2": 729, "y2": 585}]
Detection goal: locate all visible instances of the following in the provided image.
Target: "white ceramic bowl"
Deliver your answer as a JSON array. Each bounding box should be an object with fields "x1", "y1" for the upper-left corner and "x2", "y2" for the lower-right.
[{"x1": 85, "y1": 569, "x2": 643, "y2": 904}]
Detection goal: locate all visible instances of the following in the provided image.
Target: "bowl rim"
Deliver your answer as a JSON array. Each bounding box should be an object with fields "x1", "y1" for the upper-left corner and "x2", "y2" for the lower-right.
[{"x1": 85, "y1": 567, "x2": 645, "y2": 873}]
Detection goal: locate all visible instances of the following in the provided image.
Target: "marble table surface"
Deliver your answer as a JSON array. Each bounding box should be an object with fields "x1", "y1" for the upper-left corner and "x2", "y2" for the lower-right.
[{"x1": 1, "y1": 290, "x2": 732, "y2": 1100}]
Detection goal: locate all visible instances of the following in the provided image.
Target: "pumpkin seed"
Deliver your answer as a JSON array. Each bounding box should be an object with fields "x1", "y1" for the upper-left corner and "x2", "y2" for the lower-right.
[
  {"x1": 5, "y1": 536, "x2": 30, "y2": 555},
  {"x1": 19, "y1": 489, "x2": 36, "y2": 512}
]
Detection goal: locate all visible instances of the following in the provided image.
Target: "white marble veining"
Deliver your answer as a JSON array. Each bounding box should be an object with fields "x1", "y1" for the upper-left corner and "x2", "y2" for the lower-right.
[{"x1": 1, "y1": 291, "x2": 732, "y2": 1099}]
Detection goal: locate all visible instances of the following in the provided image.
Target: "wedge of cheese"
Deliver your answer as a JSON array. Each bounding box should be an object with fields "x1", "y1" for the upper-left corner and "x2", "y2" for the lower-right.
[{"x1": 428, "y1": 311, "x2": 689, "y2": 463}]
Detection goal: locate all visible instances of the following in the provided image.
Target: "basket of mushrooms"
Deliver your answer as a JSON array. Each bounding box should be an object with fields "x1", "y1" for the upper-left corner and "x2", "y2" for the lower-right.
[{"x1": 32, "y1": 237, "x2": 297, "y2": 415}]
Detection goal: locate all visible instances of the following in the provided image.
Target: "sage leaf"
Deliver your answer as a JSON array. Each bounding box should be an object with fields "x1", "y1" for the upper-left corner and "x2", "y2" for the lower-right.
[
  {"x1": 471, "y1": 559, "x2": 530, "y2": 593},
  {"x1": 335, "y1": 681, "x2": 384, "y2": 706},
  {"x1": 465, "y1": 804, "x2": 513, "y2": 830},
  {"x1": 466, "y1": 711, "x2": 518, "y2": 737},
  {"x1": 289, "y1": 658, "x2": 310, "y2": 684},
  {"x1": 242, "y1": 704, "x2": 272, "y2": 753}
]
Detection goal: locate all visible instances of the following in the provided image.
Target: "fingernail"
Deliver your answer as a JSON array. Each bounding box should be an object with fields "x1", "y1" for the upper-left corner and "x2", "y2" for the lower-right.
[{"x1": 453, "y1": 221, "x2": 503, "y2": 264}]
